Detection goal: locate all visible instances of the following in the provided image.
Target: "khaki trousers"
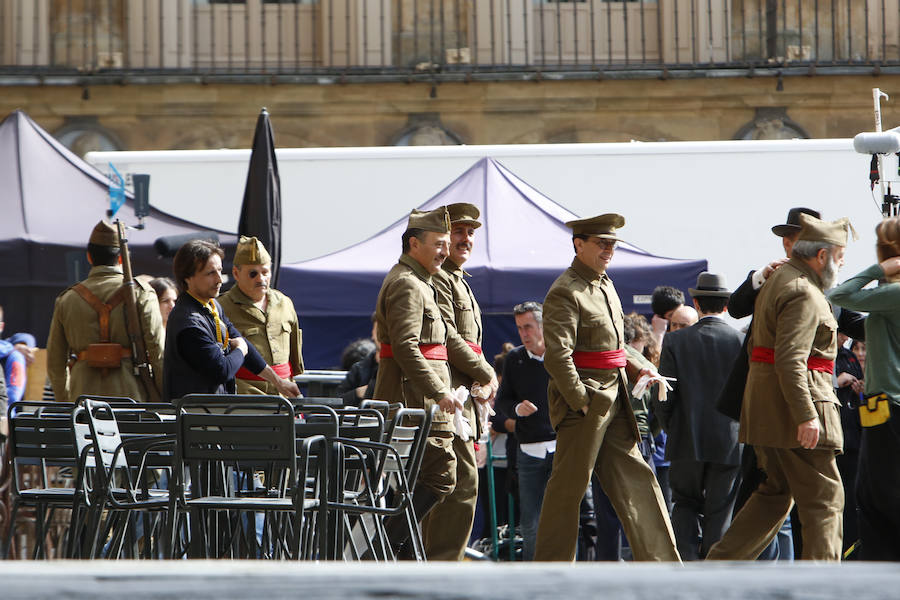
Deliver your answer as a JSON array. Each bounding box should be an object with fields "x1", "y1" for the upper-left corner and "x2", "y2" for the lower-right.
[
  {"x1": 421, "y1": 435, "x2": 478, "y2": 560},
  {"x1": 533, "y1": 397, "x2": 679, "y2": 562},
  {"x1": 706, "y1": 445, "x2": 843, "y2": 561},
  {"x1": 417, "y1": 434, "x2": 458, "y2": 498}
]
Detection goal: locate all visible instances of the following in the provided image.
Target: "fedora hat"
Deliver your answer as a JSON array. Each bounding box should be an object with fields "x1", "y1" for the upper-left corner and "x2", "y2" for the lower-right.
[
  {"x1": 689, "y1": 272, "x2": 731, "y2": 298},
  {"x1": 772, "y1": 207, "x2": 821, "y2": 237}
]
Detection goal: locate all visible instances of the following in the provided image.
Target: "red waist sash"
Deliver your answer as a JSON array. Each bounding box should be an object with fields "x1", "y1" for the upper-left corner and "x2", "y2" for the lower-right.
[
  {"x1": 572, "y1": 349, "x2": 627, "y2": 369},
  {"x1": 236, "y1": 362, "x2": 292, "y2": 381},
  {"x1": 750, "y1": 347, "x2": 834, "y2": 374},
  {"x1": 466, "y1": 341, "x2": 483, "y2": 355},
  {"x1": 380, "y1": 343, "x2": 448, "y2": 361}
]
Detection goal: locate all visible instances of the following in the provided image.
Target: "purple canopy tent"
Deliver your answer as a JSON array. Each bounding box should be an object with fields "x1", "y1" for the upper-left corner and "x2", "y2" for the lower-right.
[
  {"x1": 0, "y1": 109, "x2": 236, "y2": 344},
  {"x1": 280, "y1": 157, "x2": 708, "y2": 369}
]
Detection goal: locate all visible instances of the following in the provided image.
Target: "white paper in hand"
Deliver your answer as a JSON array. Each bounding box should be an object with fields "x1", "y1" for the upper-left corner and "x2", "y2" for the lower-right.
[
  {"x1": 451, "y1": 386, "x2": 473, "y2": 441},
  {"x1": 632, "y1": 372, "x2": 675, "y2": 402}
]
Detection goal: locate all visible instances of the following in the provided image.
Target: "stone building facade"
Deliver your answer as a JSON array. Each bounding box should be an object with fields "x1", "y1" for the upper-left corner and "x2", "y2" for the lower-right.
[{"x1": 3, "y1": 0, "x2": 900, "y2": 152}]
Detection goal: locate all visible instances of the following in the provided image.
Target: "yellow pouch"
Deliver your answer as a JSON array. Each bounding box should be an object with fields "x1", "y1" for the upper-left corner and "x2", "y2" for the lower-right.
[{"x1": 859, "y1": 393, "x2": 892, "y2": 428}]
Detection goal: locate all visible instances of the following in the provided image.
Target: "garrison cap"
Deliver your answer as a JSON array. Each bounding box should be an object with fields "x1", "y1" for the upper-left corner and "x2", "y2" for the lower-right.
[
  {"x1": 407, "y1": 207, "x2": 451, "y2": 234},
  {"x1": 565, "y1": 213, "x2": 625, "y2": 240},
  {"x1": 89, "y1": 220, "x2": 119, "y2": 248},
  {"x1": 446, "y1": 203, "x2": 482, "y2": 229},
  {"x1": 797, "y1": 213, "x2": 857, "y2": 247},
  {"x1": 233, "y1": 236, "x2": 272, "y2": 266}
]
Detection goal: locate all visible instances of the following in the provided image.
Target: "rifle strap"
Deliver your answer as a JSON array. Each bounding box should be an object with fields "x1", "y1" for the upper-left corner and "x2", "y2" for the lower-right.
[{"x1": 72, "y1": 284, "x2": 127, "y2": 343}]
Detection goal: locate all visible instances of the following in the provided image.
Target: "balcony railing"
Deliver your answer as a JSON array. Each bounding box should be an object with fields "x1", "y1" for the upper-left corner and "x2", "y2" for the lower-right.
[{"x1": 2, "y1": 1, "x2": 899, "y2": 81}]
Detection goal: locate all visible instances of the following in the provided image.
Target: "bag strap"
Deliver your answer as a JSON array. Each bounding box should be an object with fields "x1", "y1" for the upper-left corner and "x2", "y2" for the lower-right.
[{"x1": 72, "y1": 284, "x2": 127, "y2": 343}]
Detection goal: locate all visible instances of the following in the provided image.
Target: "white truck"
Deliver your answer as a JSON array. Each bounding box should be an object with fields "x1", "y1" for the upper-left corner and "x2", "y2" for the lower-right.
[{"x1": 87, "y1": 139, "x2": 882, "y2": 301}]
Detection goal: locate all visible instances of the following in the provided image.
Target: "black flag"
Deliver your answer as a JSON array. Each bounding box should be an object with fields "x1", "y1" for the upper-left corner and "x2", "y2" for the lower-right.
[{"x1": 238, "y1": 108, "x2": 282, "y2": 286}]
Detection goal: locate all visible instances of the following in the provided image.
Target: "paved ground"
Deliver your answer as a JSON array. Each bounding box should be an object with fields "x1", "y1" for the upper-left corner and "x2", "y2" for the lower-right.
[{"x1": 3, "y1": 561, "x2": 900, "y2": 600}]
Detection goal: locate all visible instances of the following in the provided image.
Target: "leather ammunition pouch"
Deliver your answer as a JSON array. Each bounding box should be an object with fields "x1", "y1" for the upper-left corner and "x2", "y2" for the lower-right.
[
  {"x1": 78, "y1": 343, "x2": 132, "y2": 369},
  {"x1": 72, "y1": 284, "x2": 130, "y2": 370}
]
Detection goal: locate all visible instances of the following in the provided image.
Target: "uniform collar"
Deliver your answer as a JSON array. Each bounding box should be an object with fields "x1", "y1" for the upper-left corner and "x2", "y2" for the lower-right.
[
  {"x1": 441, "y1": 258, "x2": 469, "y2": 278},
  {"x1": 399, "y1": 253, "x2": 433, "y2": 282},
  {"x1": 786, "y1": 257, "x2": 824, "y2": 290},
  {"x1": 227, "y1": 284, "x2": 273, "y2": 308},
  {"x1": 88, "y1": 265, "x2": 123, "y2": 277},
  {"x1": 571, "y1": 257, "x2": 605, "y2": 285}
]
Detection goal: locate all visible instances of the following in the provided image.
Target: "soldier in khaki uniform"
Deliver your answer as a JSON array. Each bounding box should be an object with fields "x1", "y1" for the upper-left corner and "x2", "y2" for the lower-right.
[
  {"x1": 421, "y1": 202, "x2": 496, "y2": 561},
  {"x1": 707, "y1": 214, "x2": 849, "y2": 561},
  {"x1": 219, "y1": 236, "x2": 304, "y2": 395},
  {"x1": 373, "y1": 206, "x2": 490, "y2": 557},
  {"x1": 533, "y1": 214, "x2": 680, "y2": 562},
  {"x1": 47, "y1": 221, "x2": 164, "y2": 402}
]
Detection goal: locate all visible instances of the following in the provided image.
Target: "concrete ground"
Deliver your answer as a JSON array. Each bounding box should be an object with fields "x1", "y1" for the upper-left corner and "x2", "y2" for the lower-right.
[{"x1": 3, "y1": 561, "x2": 900, "y2": 600}]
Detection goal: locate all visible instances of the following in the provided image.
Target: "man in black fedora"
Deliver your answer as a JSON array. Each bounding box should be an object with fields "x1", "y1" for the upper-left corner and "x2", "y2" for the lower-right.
[{"x1": 658, "y1": 272, "x2": 744, "y2": 560}]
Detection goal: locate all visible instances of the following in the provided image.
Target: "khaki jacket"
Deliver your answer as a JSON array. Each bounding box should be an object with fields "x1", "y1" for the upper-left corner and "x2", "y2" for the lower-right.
[
  {"x1": 373, "y1": 254, "x2": 454, "y2": 432},
  {"x1": 219, "y1": 285, "x2": 304, "y2": 395},
  {"x1": 46, "y1": 265, "x2": 164, "y2": 402},
  {"x1": 542, "y1": 258, "x2": 638, "y2": 439},
  {"x1": 741, "y1": 257, "x2": 843, "y2": 450},
  {"x1": 432, "y1": 259, "x2": 495, "y2": 435}
]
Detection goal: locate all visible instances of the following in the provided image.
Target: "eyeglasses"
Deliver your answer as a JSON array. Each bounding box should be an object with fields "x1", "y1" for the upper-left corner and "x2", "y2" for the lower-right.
[
  {"x1": 591, "y1": 239, "x2": 618, "y2": 251},
  {"x1": 513, "y1": 301, "x2": 542, "y2": 314}
]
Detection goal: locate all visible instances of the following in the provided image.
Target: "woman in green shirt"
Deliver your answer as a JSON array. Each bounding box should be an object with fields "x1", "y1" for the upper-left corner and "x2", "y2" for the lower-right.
[{"x1": 828, "y1": 216, "x2": 900, "y2": 561}]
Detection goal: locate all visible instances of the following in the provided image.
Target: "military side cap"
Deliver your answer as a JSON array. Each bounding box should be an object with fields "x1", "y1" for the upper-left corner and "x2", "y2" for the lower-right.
[
  {"x1": 446, "y1": 202, "x2": 482, "y2": 229},
  {"x1": 565, "y1": 213, "x2": 626, "y2": 240},
  {"x1": 797, "y1": 213, "x2": 857, "y2": 246},
  {"x1": 772, "y1": 207, "x2": 821, "y2": 237},
  {"x1": 407, "y1": 207, "x2": 451, "y2": 233},
  {"x1": 233, "y1": 235, "x2": 272, "y2": 266},
  {"x1": 89, "y1": 220, "x2": 119, "y2": 247}
]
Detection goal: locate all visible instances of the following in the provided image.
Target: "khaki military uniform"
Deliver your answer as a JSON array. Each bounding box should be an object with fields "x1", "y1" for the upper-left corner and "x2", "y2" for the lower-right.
[
  {"x1": 219, "y1": 285, "x2": 304, "y2": 395},
  {"x1": 373, "y1": 254, "x2": 457, "y2": 497},
  {"x1": 47, "y1": 265, "x2": 164, "y2": 402},
  {"x1": 421, "y1": 258, "x2": 495, "y2": 560},
  {"x1": 707, "y1": 258, "x2": 844, "y2": 561},
  {"x1": 533, "y1": 258, "x2": 679, "y2": 562}
]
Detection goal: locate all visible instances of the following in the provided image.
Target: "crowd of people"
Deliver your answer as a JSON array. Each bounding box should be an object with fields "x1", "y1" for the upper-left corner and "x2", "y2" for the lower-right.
[{"x1": 10, "y1": 202, "x2": 900, "y2": 562}]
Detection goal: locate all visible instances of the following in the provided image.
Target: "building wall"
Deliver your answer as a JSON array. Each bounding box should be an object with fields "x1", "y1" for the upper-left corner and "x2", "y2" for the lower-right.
[{"x1": 4, "y1": 73, "x2": 900, "y2": 153}]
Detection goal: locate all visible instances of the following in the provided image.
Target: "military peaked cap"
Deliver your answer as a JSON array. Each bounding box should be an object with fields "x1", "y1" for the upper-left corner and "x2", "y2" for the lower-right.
[
  {"x1": 446, "y1": 203, "x2": 482, "y2": 229},
  {"x1": 565, "y1": 213, "x2": 625, "y2": 240}
]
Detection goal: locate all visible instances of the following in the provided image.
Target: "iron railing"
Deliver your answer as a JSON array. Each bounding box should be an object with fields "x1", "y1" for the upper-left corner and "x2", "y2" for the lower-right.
[{"x1": 2, "y1": 1, "x2": 899, "y2": 82}]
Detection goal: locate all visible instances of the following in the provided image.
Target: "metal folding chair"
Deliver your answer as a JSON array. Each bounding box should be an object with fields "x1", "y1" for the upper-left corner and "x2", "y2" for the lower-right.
[
  {"x1": 168, "y1": 395, "x2": 328, "y2": 559},
  {"x1": 4, "y1": 401, "x2": 79, "y2": 559},
  {"x1": 70, "y1": 399, "x2": 174, "y2": 559}
]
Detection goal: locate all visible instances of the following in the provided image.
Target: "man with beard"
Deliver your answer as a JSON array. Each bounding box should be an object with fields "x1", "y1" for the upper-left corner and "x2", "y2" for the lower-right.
[
  {"x1": 219, "y1": 236, "x2": 304, "y2": 396},
  {"x1": 422, "y1": 202, "x2": 497, "y2": 561},
  {"x1": 707, "y1": 214, "x2": 850, "y2": 561}
]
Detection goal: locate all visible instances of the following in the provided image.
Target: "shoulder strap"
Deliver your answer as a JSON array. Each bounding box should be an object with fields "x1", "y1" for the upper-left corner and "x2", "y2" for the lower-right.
[{"x1": 72, "y1": 284, "x2": 128, "y2": 343}]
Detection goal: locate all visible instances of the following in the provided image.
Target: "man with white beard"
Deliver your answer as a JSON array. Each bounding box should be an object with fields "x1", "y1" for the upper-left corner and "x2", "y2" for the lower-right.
[{"x1": 707, "y1": 213, "x2": 851, "y2": 561}]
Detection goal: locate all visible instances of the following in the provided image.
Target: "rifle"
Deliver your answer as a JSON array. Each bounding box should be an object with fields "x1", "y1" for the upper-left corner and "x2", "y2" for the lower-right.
[{"x1": 116, "y1": 220, "x2": 161, "y2": 402}]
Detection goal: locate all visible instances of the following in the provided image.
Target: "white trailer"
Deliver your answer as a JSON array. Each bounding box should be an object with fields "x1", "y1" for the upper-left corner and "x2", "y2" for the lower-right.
[{"x1": 86, "y1": 139, "x2": 882, "y2": 303}]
